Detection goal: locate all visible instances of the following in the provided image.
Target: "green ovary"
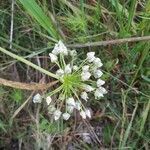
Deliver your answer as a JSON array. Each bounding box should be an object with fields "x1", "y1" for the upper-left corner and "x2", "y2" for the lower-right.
[{"x1": 62, "y1": 73, "x2": 82, "y2": 97}]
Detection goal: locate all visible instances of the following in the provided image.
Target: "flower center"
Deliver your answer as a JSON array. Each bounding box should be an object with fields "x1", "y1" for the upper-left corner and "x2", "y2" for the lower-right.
[{"x1": 62, "y1": 73, "x2": 82, "y2": 96}]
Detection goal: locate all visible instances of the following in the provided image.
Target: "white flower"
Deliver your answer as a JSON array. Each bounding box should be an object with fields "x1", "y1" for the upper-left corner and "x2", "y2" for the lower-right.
[
  {"x1": 93, "y1": 58, "x2": 103, "y2": 68},
  {"x1": 80, "y1": 110, "x2": 86, "y2": 119},
  {"x1": 66, "y1": 105, "x2": 74, "y2": 113},
  {"x1": 96, "y1": 79, "x2": 105, "y2": 87},
  {"x1": 81, "y1": 91, "x2": 88, "y2": 101},
  {"x1": 69, "y1": 50, "x2": 77, "y2": 57},
  {"x1": 46, "y1": 96, "x2": 52, "y2": 105},
  {"x1": 59, "y1": 93, "x2": 65, "y2": 100},
  {"x1": 81, "y1": 71, "x2": 91, "y2": 81},
  {"x1": 83, "y1": 84, "x2": 95, "y2": 92},
  {"x1": 48, "y1": 105, "x2": 56, "y2": 113},
  {"x1": 93, "y1": 69, "x2": 103, "y2": 78},
  {"x1": 85, "y1": 109, "x2": 91, "y2": 118},
  {"x1": 49, "y1": 53, "x2": 58, "y2": 63},
  {"x1": 94, "y1": 89, "x2": 104, "y2": 99},
  {"x1": 82, "y1": 133, "x2": 92, "y2": 144},
  {"x1": 73, "y1": 65, "x2": 79, "y2": 71},
  {"x1": 64, "y1": 64, "x2": 72, "y2": 74},
  {"x1": 66, "y1": 97, "x2": 76, "y2": 107},
  {"x1": 62, "y1": 113, "x2": 70, "y2": 120},
  {"x1": 54, "y1": 110, "x2": 62, "y2": 120},
  {"x1": 87, "y1": 52, "x2": 95, "y2": 62},
  {"x1": 99, "y1": 86, "x2": 107, "y2": 94},
  {"x1": 52, "y1": 40, "x2": 68, "y2": 55},
  {"x1": 82, "y1": 65, "x2": 89, "y2": 72},
  {"x1": 56, "y1": 69, "x2": 64, "y2": 77},
  {"x1": 33, "y1": 93, "x2": 42, "y2": 103},
  {"x1": 52, "y1": 41, "x2": 61, "y2": 55},
  {"x1": 75, "y1": 101, "x2": 81, "y2": 110}
]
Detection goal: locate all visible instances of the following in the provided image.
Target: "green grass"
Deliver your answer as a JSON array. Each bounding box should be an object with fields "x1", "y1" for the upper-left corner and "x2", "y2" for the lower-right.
[{"x1": 0, "y1": 0, "x2": 150, "y2": 149}]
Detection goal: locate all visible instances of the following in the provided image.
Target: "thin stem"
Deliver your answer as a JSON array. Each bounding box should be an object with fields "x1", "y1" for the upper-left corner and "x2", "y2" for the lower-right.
[
  {"x1": 0, "y1": 47, "x2": 58, "y2": 79},
  {"x1": 55, "y1": 61, "x2": 61, "y2": 69},
  {"x1": 71, "y1": 87, "x2": 86, "y2": 111},
  {"x1": 10, "y1": 0, "x2": 15, "y2": 49},
  {"x1": 60, "y1": 54, "x2": 66, "y2": 69},
  {"x1": 73, "y1": 59, "x2": 88, "y2": 75},
  {"x1": 45, "y1": 85, "x2": 63, "y2": 97}
]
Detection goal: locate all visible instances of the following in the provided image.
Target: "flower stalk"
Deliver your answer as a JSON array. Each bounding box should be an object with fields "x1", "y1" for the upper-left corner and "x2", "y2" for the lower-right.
[{"x1": 0, "y1": 47, "x2": 58, "y2": 79}]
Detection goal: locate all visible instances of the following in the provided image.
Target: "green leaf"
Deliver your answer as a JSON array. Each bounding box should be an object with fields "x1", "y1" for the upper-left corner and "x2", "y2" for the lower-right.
[
  {"x1": 141, "y1": 75, "x2": 150, "y2": 83},
  {"x1": 39, "y1": 116, "x2": 65, "y2": 134},
  {"x1": 0, "y1": 120, "x2": 7, "y2": 133},
  {"x1": 18, "y1": 0, "x2": 59, "y2": 40}
]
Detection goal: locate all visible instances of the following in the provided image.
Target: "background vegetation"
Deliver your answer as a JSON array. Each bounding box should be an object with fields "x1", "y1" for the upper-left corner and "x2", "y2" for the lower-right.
[{"x1": 0, "y1": 0, "x2": 150, "y2": 149}]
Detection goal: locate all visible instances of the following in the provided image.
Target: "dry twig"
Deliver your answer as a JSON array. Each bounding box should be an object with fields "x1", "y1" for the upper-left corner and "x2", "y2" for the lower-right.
[
  {"x1": 67, "y1": 36, "x2": 150, "y2": 48},
  {"x1": 0, "y1": 77, "x2": 58, "y2": 90}
]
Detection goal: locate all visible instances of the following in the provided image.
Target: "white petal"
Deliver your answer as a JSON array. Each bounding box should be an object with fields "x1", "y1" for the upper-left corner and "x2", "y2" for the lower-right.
[
  {"x1": 54, "y1": 110, "x2": 62, "y2": 120},
  {"x1": 66, "y1": 105, "x2": 74, "y2": 113},
  {"x1": 52, "y1": 41, "x2": 62, "y2": 55},
  {"x1": 66, "y1": 97, "x2": 76, "y2": 106},
  {"x1": 73, "y1": 65, "x2": 79, "y2": 71},
  {"x1": 64, "y1": 64, "x2": 72, "y2": 74},
  {"x1": 58, "y1": 40, "x2": 68, "y2": 55},
  {"x1": 75, "y1": 101, "x2": 81, "y2": 110},
  {"x1": 46, "y1": 96, "x2": 52, "y2": 105},
  {"x1": 80, "y1": 110, "x2": 86, "y2": 119},
  {"x1": 93, "y1": 58, "x2": 103, "y2": 68},
  {"x1": 62, "y1": 113, "x2": 70, "y2": 120},
  {"x1": 33, "y1": 93, "x2": 42, "y2": 103},
  {"x1": 94, "y1": 89, "x2": 104, "y2": 99},
  {"x1": 99, "y1": 86, "x2": 107, "y2": 94},
  {"x1": 83, "y1": 84, "x2": 95, "y2": 92},
  {"x1": 81, "y1": 91, "x2": 88, "y2": 101},
  {"x1": 87, "y1": 52, "x2": 95, "y2": 62},
  {"x1": 81, "y1": 71, "x2": 91, "y2": 81},
  {"x1": 96, "y1": 79, "x2": 105, "y2": 87},
  {"x1": 52, "y1": 40, "x2": 68, "y2": 55},
  {"x1": 56, "y1": 69, "x2": 64, "y2": 77},
  {"x1": 49, "y1": 53, "x2": 58, "y2": 63},
  {"x1": 82, "y1": 65, "x2": 89, "y2": 72},
  {"x1": 69, "y1": 50, "x2": 77, "y2": 57},
  {"x1": 85, "y1": 109, "x2": 91, "y2": 118},
  {"x1": 82, "y1": 133, "x2": 92, "y2": 144},
  {"x1": 93, "y1": 69, "x2": 103, "y2": 78},
  {"x1": 52, "y1": 45, "x2": 59, "y2": 55},
  {"x1": 48, "y1": 105, "x2": 56, "y2": 113}
]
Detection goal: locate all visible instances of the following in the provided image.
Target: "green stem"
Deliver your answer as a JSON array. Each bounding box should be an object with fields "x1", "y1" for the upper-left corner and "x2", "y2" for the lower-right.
[
  {"x1": 125, "y1": 43, "x2": 149, "y2": 98},
  {"x1": 46, "y1": 85, "x2": 63, "y2": 97},
  {"x1": 0, "y1": 47, "x2": 58, "y2": 79}
]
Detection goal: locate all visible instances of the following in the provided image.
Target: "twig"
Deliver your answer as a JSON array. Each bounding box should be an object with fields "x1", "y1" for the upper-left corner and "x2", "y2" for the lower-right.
[
  {"x1": 11, "y1": 92, "x2": 34, "y2": 120},
  {"x1": 9, "y1": 0, "x2": 15, "y2": 49},
  {"x1": 0, "y1": 77, "x2": 58, "y2": 90},
  {"x1": 67, "y1": 36, "x2": 150, "y2": 48},
  {"x1": 83, "y1": 119, "x2": 102, "y2": 146}
]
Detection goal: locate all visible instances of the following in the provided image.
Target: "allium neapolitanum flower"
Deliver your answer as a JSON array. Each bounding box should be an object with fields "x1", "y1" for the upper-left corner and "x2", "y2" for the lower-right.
[{"x1": 33, "y1": 40, "x2": 107, "y2": 121}]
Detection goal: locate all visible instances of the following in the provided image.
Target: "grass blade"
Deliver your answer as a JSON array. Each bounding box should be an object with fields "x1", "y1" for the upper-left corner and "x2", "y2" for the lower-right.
[
  {"x1": 139, "y1": 100, "x2": 150, "y2": 135},
  {"x1": 120, "y1": 100, "x2": 138, "y2": 148},
  {"x1": 127, "y1": 0, "x2": 137, "y2": 31},
  {"x1": 18, "y1": 0, "x2": 59, "y2": 40}
]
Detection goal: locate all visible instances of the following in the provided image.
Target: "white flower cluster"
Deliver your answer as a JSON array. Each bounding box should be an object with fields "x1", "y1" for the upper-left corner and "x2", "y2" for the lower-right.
[{"x1": 33, "y1": 40, "x2": 107, "y2": 121}]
